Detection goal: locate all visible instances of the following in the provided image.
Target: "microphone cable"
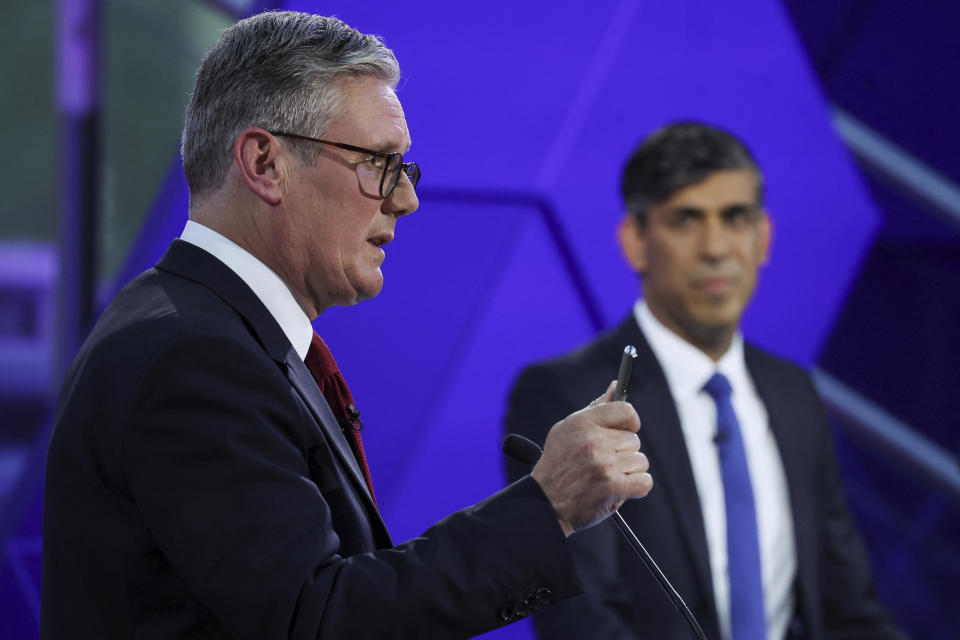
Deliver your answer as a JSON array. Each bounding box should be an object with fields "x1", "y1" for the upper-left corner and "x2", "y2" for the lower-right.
[{"x1": 503, "y1": 433, "x2": 708, "y2": 640}]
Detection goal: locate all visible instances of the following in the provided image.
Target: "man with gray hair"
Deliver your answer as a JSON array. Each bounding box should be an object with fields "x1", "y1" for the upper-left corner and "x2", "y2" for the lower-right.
[{"x1": 42, "y1": 11, "x2": 652, "y2": 640}]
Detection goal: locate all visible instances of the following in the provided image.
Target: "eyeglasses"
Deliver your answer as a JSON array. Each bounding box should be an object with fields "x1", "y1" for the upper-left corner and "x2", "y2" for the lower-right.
[{"x1": 269, "y1": 131, "x2": 421, "y2": 199}]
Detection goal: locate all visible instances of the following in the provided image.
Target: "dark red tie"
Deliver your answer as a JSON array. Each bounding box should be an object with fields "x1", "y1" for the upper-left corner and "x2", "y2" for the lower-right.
[{"x1": 304, "y1": 332, "x2": 376, "y2": 506}]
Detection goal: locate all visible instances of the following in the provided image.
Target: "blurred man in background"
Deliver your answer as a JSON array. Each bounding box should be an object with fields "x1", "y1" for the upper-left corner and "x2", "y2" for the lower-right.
[
  {"x1": 505, "y1": 122, "x2": 906, "y2": 640},
  {"x1": 42, "y1": 11, "x2": 653, "y2": 639}
]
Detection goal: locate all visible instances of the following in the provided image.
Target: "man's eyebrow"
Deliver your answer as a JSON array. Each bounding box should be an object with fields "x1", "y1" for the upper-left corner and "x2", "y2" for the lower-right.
[
  {"x1": 667, "y1": 205, "x2": 705, "y2": 215},
  {"x1": 720, "y1": 202, "x2": 761, "y2": 214},
  {"x1": 368, "y1": 140, "x2": 411, "y2": 154}
]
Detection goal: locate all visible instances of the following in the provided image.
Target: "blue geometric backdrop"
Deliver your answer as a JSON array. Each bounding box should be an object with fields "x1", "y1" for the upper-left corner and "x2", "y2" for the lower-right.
[{"x1": 2, "y1": 1, "x2": 898, "y2": 638}]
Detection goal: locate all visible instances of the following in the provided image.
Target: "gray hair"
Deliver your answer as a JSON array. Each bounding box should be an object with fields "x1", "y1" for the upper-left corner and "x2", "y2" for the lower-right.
[{"x1": 181, "y1": 11, "x2": 400, "y2": 197}]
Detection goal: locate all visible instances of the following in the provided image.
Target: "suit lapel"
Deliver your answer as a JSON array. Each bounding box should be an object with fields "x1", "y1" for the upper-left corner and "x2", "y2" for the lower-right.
[
  {"x1": 156, "y1": 240, "x2": 388, "y2": 540},
  {"x1": 745, "y1": 346, "x2": 818, "y2": 631},
  {"x1": 284, "y1": 348, "x2": 387, "y2": 535},
  {"x1": 615, "y1": 318, "x2": 717, "y2": 614}
]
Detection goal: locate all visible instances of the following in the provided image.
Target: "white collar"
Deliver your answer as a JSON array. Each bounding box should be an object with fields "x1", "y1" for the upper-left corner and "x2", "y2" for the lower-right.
[
  {"x1": 179, "y1": 220, "x2": 314, "y2": 360},
  {"x1": 634, "y1": 299, "x2": 750, "y2": 399}
]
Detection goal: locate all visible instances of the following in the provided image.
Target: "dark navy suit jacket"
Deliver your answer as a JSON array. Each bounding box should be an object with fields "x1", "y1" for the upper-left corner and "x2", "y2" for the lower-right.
[
  {"x1": 43, "y1": 240, "x2": 580, "y2": 639},
  {"x1": 504, "y1": 315, "x2": 905, "y2": 640}
]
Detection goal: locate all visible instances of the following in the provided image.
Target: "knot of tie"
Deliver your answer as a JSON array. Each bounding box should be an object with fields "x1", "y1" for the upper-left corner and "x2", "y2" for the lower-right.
[
  {"x1": 704, "y1": 373, "x2": 734, "y2": 443},
  {"x1": 305, "y1": 333, "x2": 356, "y2": 425},
  {"x1": 702, "y1": 371, "x2": 732, "y2": 401}
]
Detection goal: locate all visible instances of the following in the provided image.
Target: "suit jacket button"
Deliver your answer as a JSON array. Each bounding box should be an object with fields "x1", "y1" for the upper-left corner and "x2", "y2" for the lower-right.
[
  {"x1": 499, "y1": 603, "x2": 516, "y2": 621},
  {"x1": 536, "y1": 587, "x2": 552, "y2": 604}
]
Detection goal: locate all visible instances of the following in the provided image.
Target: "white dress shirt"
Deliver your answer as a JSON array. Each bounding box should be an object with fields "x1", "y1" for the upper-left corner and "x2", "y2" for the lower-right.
[
  {"x1": 179, "y1": 220, "x2": 314, "y2": 360},
  {"x1": 635, "y1": 300, "x2": 797, "y2": 640}
]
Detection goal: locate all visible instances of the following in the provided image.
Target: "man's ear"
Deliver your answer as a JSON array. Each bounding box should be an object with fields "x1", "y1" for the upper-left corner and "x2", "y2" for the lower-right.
[
  {"x1": 617, "y1": 214, "x2": 648, "y2": 273},
  {"x1": 757, "y1": 209, "x2": 773, "y2": 266},
  {"x1": 233, "y1": 128, "x2": 283, "y2": 206}
]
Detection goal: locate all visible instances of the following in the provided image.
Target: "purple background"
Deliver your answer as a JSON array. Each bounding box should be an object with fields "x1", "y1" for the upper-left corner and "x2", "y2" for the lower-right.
[
  {"x1": 9, "y1": 0, "x2": 959, "y2": 638},
  {"x1": 110, "y1": 2, "x2": 876, "y2": 638}
]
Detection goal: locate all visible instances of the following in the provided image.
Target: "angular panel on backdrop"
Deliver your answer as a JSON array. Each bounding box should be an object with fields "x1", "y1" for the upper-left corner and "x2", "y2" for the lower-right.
[{"x1": 5, "y1": 2, "x2": 883, "y2": 638}]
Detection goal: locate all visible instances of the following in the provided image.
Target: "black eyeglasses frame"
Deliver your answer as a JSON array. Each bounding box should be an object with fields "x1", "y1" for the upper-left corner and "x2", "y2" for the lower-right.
[{"x1": 268, "y1": 130, "x2": 420, "y2": 198}]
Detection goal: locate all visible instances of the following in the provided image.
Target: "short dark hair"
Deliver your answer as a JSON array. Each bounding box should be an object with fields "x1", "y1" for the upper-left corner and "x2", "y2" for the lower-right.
[
  {"x1": 620, "y1": 122, "x2": 763, "y2": 223},
  {"x1": 181, "y1": 11, "x2": 400, "y2": 198}
]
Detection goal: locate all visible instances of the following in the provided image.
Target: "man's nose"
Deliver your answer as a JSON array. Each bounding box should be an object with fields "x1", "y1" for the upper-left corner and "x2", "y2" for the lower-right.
[
  {"x1": 699, "y1": 216, "x2": 732, "y2": 260},
  {"x1": 381, "y1": 177, "x2": 418, "y2": 218}
]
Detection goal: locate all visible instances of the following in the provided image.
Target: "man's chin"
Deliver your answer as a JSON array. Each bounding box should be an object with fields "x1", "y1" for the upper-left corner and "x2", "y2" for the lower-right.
[
  {"x1": 696, "y1": 296, "x2": 747, "y2": 323},
  {"x1": 319, "y1": 274, "x2": 384, "y2": 311},
  {"x1": 354, "y1": 273, "x2": 384, "y2": 303},
  {"x1": 688, "y1": 310, "x2": 742, "y2": 341}
]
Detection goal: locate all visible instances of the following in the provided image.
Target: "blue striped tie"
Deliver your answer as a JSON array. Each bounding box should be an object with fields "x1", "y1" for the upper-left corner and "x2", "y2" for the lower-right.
[{"x1": 703, "y1": 372, "x2": 766, "y2": 640}]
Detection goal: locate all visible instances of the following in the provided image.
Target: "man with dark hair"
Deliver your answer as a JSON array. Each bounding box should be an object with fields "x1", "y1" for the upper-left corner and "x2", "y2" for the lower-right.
[
  {"x1": 42, "y1": 11, "x2": 653, "y2": 639},
  {"x1": 505, "y1": 122, "x2": 906, "y2": 639}
]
